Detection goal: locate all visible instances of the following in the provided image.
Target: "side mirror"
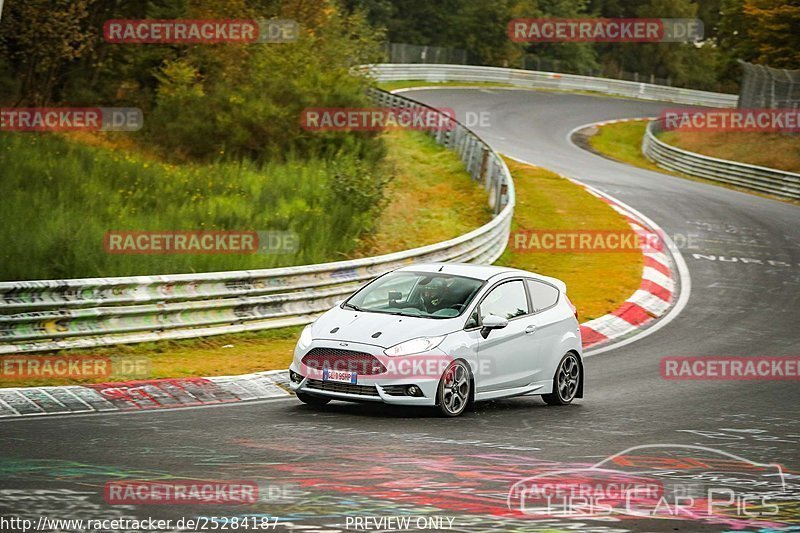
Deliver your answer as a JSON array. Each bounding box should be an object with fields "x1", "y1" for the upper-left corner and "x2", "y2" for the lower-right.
[
  {"x1": 480, "y1": 314, "x2": 508, "y2": 338},
  {"x1": 388, "y1": 291, "x2": 402, "y2": 301}
]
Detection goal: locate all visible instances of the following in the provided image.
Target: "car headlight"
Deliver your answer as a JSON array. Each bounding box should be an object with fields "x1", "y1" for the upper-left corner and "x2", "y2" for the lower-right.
[
  {"x1": 297, "y1": 324, "x2": 313, "y2": 349},
  {"x1": 384, "y1": 335, "x2": 446, "y2": 357}
]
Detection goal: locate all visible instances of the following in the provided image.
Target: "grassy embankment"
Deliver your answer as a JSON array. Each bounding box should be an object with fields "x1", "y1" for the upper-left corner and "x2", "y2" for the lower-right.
[
  {"x1": 660, "y1": 130, "x2": 800, "y2": 174},
  {"x1": 496, "y1": 158, "x2": 643, "y2": 323},
  {"x1": 2, "y1": 138, "x2": 643, "y2": 387},
  {"x1": 0, "y1": 131, "x2": 382, "y2": 281},
  {"x1": 587, "y1": 119, "x2": 800, "y2": 203}
]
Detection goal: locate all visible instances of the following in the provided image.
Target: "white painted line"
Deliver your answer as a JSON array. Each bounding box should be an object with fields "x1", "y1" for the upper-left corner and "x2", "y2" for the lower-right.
[
  {"x1": 10, "y1": 390, "x2": 46, "y2": 413},
  {"x1": 628, "y1": 222, "x2": 646, "y2": 232},
  {"x1": 627, "y1": 289, "x2": 671, "y2": 316},
  {"x1": 578, "y1": 190, "x2": 691, "y2": 357},
  {"x1": 582, "y1": 314, "x2": 639, "y2": 338},
  {"x1": 60, "y1": 387, "x2": 97, "y2": 412},
  {"x1": 642, "y1": 267, "x2": 675, "y2": 292},
  {"x1": 609, "y1": 204, "x2": 637, "y2": 218},
  {"x1": 644, "y1": 251, "x2": 670, "y2": 268},
  {"x1": 565, "y1": 117, "x2": 658, "y2": 144},
  {"x1": 0, "y1": 396, "x2": 19, "y2": 416},
  {"x1": 0, "y1": 395, "x2": 296, "y2": 423},
  {"x1": 0, "y1": 116, "x2": 687, "y2": 420},
  {"x1": 39, "y1": 389, "x2": 70, "y2": 411}
]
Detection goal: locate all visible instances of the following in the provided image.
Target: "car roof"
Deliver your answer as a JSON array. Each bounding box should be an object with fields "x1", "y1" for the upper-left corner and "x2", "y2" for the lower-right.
[{"x1": 394, "y1": 262, "x2": 565, "y2": 289}]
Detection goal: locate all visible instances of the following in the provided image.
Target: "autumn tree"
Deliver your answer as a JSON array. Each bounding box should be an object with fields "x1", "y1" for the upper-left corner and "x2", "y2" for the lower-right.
[
  {"x1": 742, "y1": 0, "x2": 800, "y2": 68},
  {"x1": 0, "y1": 0, "x2": 98, "y2": 105}
]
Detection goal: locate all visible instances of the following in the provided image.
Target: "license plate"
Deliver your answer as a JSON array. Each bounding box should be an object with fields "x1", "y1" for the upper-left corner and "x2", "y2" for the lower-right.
[{"x1": 323, "y1": 369, "x2": 357, "y2": 384}]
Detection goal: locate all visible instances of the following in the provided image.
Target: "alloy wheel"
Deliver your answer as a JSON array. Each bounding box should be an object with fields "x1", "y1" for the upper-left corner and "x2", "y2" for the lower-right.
[{"x1": 440, "y1": 361, "x2": 471, "y2": 416}]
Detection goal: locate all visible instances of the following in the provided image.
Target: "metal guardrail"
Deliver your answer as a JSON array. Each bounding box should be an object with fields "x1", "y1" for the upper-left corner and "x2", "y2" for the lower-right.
[
  {"x1": 1, "y1": 64, "x2": 750, "y2": 353},
  {"x1": 642, "y1": 120, "x2": 800, "y2": 200},
  {"x1": 368, "y1": 64, "x2": 739, "y2": 107},
  {"x1": 369, "y1": 64, "x2": 796, "y2": 200},
  {"x1": 0, "y1": 88, "x2": 515, "y2": 353}
]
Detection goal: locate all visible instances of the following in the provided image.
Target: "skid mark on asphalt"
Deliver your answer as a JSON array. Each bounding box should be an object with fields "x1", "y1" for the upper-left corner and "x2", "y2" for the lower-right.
[{"x1": 2, "y1": 418, "x2": 799, "y2": 532}]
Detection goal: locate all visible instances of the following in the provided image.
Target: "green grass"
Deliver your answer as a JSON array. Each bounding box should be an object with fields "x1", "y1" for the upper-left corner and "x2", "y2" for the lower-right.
[
  {"x1": 357, "y1": 130, "x2": 492, "y2": 255},
  {"x1": 3, "y1": 129, "x2": 492, "y2": 387},
  {"x1": 587, "y1": 120, "x2": 800, "y2": 204},
  {"x1": 497, "y1": 158, "x2": 643, "y2": 323},
  {"x1": 0, "y1": 132, "x2": 385, "y2": 281},
  {"x1": 4, "y1": 157, "x2": 646, "y2": 387},
  {"x1": 0, "y1": 328, "x2": 304, "y2": 389},
  {"x1": 660, "y1": 130, "x2": 800, "y2": 174},
  {"x1": 586, "y1": 119, "x2": 664, "y2": 173}
]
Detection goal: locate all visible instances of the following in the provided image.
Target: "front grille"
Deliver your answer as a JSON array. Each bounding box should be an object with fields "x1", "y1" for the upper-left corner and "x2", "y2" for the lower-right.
[
  {"x1": 301, "y1": 347, "x2": 386, "y2": 375},
  {"x1": 306, "y1": 378, "x2": 379, "y2": 397}
]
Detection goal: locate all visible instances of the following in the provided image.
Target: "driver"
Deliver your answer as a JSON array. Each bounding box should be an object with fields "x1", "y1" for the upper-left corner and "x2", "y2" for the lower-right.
[{"x1": 420, "y1": 277, "x2": 450, "y2": 314}]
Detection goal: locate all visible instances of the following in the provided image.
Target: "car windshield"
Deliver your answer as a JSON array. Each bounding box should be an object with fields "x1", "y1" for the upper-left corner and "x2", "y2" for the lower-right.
[{"x1": 344, "y1": 271, "x2": 484, "y2": 319}]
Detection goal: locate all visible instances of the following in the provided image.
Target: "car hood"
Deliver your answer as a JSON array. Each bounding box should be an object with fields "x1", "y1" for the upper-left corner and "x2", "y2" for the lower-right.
[{"x1": 310, "y1": 306, "x2": 460, "y2": 349}]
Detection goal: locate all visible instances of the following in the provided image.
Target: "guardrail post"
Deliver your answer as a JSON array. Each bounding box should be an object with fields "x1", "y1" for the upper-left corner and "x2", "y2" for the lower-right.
[
  {"x1": 494, "y1": 174, "x2": 504, "y2": 215},
  {"x1": 484, "y1": 160, "x2": 496, "y2": 191},
  {"x1": 465, "y1": 137, "x2": 476, "y2": 176},
  {"x1": 478, "y1": 146, "x2": 490, "y2": 184}
]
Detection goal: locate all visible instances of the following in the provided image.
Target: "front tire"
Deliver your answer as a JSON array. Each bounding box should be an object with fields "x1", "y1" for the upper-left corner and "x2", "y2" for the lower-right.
[
  {"x1": 542, "y1": 352, "x2": 581, "y2": 406},
  {"x1": 436, "y1": 360, "x2": 471, "y2": 417},
  {"x1": 296, "y1": 392, "x2": 331, "y2": 406}
]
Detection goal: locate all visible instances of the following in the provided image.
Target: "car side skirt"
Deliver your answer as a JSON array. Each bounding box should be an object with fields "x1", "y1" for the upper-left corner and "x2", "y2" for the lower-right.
[{"x1": 474, "y1": 379, "x2": 551, "y2": 402}]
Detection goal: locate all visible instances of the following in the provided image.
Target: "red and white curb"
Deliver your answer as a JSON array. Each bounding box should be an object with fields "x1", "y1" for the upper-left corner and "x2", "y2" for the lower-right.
[
  {"x1": 578, "y1": 185, "x2": 676, "y2": 349},
  {"x1": 565, "y1": 119, "x2": 692, "y2": 355},
  {"x1": 504, "y1": 154, "x2": 689, "y2": 355},
  {"x1": 0, "y1": 120, "x2": 689, "y2": 420},
  {"x1": 0, "y1": 173, "x2": 686, "y2": 420},
  {"x1": 0, "y1": 370, "x2": 291, "y2": 419}
]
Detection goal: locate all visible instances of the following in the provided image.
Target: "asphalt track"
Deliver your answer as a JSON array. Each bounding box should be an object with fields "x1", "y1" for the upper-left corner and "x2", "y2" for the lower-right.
[{"x1": 1, "y1": 89, "x2": 799, "y2": 532}]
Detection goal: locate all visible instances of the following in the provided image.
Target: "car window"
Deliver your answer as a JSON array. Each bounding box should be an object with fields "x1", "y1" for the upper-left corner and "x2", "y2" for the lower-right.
[
  {"x1": 479, "y1": 280, "x2": 529, "y2": 321},
  {"x1": 346, "y1": 271, "x2": 484, "y2": 319},
  {"x1": 357, "y1": 273, "x2": 419, "y2": 307},
  {"x1": 527, "y1": 279, "x2": 559, "y2": 311}
]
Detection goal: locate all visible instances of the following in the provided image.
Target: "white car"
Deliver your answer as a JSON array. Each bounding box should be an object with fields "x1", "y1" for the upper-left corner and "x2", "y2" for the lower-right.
[{"x1": 288, "y1": 263, "x2": 583, "y2": 416}]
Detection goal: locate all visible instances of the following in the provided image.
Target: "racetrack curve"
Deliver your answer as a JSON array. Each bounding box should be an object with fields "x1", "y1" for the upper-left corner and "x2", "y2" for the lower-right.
[{"x1": 1, "y1": 89, "x2": 798, "y2": 533}]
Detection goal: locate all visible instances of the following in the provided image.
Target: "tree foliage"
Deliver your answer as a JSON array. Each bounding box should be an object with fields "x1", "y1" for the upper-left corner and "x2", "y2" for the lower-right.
[
  {"x1": 341, "y1": 0, "x2": 797, "y2": 90},
  {"x1": 741, "y1": 0, "x2": 800, "y2": 68},
  {"x1": 0, "y1": 0, "x2": 386, "y2": 163}
]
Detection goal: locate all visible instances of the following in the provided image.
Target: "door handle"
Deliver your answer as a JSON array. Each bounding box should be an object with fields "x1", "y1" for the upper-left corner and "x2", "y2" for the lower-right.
[{"x1": 525, "y1": 325, "x2": 537, "y2": 334}]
